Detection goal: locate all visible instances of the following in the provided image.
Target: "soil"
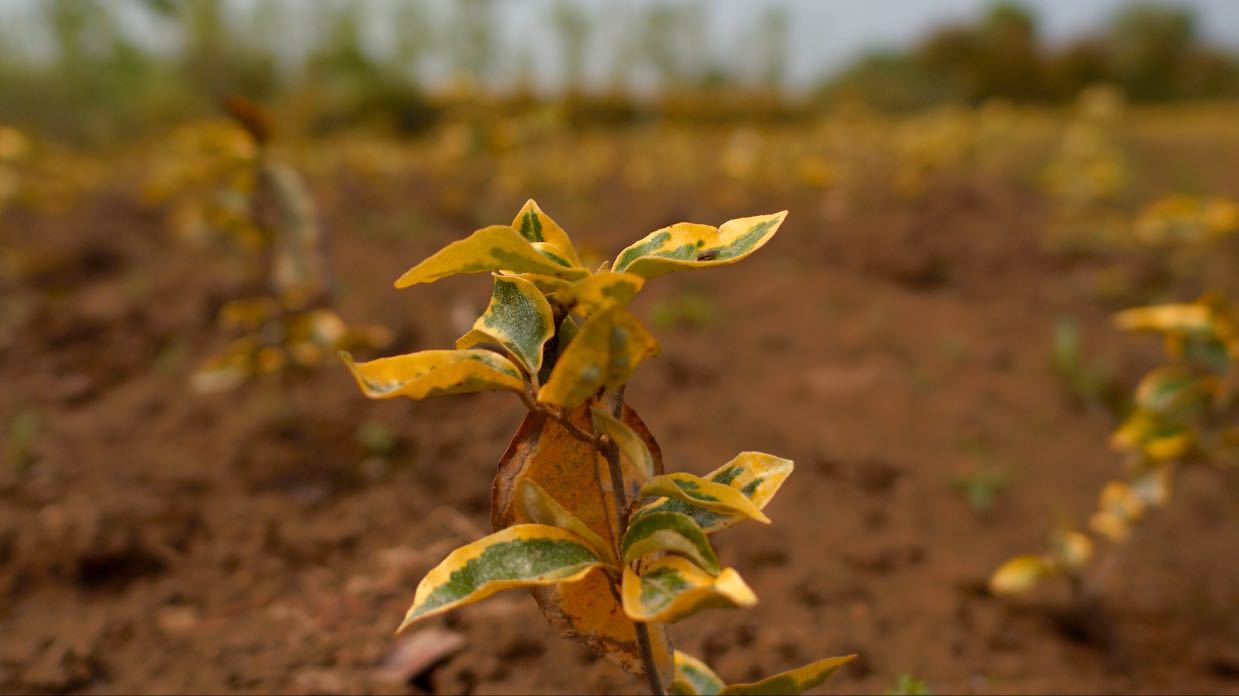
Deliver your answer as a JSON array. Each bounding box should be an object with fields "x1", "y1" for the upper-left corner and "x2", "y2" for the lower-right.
[{"x1": 2, "y1": 132, "x2": 1238, "y2": 695}]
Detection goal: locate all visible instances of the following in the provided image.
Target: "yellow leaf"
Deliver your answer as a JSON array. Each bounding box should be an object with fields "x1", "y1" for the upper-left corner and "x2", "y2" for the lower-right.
[
  {"x1": 538, "y1": 307, "x2": 659, "y2": 408},
  {"x1": 492, "y1": 406, "x2": 673, "y2": 687},
  {"x1": 341, "y1": 349, "x2": 524, "y2": 400},
  {"x1": 455, "y1": 275, "x2": 554, "y2": 376},
  {"x1": 397, "y1": 524, "x2": 604, "y2": 633},
  {"x1": 513, "y1": 199, "x2": 581, "y2": 266},
  {"x1": 394, "y1": 225, "x2": 588, "y2": 287},
  {"x1": 720, "y1": 654, "x2": 857, "y2": 695},
  {"x1": 217, "y1": 296, "x2": 280, "y2": 330},
  {"x1": 1134, "y1": 366, "x2": 1206, "y2": 414},
  {"x1": 1114, "y1": 303, "x2": 1213, "y2": 335},
  {"x1": 517, "y1": 479, "x2": 618, "y2": 566},
  {"x1": 1098, "y1": 480, "x2": 1145, "y2": 521},
  {"x1": 639, "y1": 473, "x2": 771, "y2": 524},
  {"x1": 571, "y1": 271, "x2": 646, "y2": 317},
  {"x1": 671, "y1": 652, "x2": 725, "y2": 696},
  {"x1": 622, "y1": 557, "x2": 756, "y2": 623},
  {"x1": 613, "y1": 212, "x2": 786, "y2": 279},
  {"x1": 1111, "y1": 412, "x2": 1192, "y2": 460},
  {"x1": 591, "y1": 405, "x2": 657, "y2": 481},
  {"x1": 1089, "y1": 510, "x2": 1131, "y2": 543},
  {"x1": 532, "y1": 241, "x2": 577, "y2": 269},
  {"x1": 1049, "y1": 530, "x2": 1093, "y2": 572},
  {"x1": 638, "y1": 452, "x2": 793, "y2": 534},
  {"x1": 989, "y1": 556, "x2": 1054, "y2": 595}
]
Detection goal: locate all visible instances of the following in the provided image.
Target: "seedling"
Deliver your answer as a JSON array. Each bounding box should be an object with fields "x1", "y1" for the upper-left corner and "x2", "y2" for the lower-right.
[
  {"x1": 343, "y1": 201, "x2": 854, "y2": 694},
  {"x1": 1050, "y1": 318, "x2": 1123, "y2": 414},
  {"x1": 187, "y1": 101, "x2": 389, "y2": 392},
  {"x1": 885, "y1": 673, "x2": 933, "y2": 696},
  {"x1": 991, "y1": 293, "x2": 1238, "y2": 597},
  {"x1": 1042, "y1": 85, "x2": 1131, "y2": 251},
  {"x1": 951, "y1": 461, "x2": 1012, "y2": 516}
]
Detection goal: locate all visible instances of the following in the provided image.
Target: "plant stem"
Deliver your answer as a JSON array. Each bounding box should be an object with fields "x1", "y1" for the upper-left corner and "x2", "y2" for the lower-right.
[{"x1": 599, "y1": 387, "x2": 666, "y2": 696}]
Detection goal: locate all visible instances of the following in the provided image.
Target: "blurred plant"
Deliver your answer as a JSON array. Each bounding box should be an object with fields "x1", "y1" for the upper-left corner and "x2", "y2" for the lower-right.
[
  {"x1": 142, "y1": 118, "x2": 261, "y2": 247},
  {"x1": 1132, "y1": 194, "x2": 1239, "y2": 246},
  {"x1": 188, "y1": 100, "x2": 389, "y2": 393},
  {"x1": 1042, "y1": 84, "x2": 1131, "y2": 250},
  {"x1": 1050, "y1": 318, "x2": 1124, "y2": 413},
  {"x1": 991, "y1": 294, "x2": 1238, "y2": 597},
  {"x1": 885, "y1": 673, "x2": 934, "y2": 696},
  {"x1": 891, "y1": 107, "x2": 977, "y2": 199},
  {"x1": 342, "y1": 201, "x2": 854, "y2": 694},
  {"x1": 952, "y1": 461, "x2": 1013, "y2": 516}
]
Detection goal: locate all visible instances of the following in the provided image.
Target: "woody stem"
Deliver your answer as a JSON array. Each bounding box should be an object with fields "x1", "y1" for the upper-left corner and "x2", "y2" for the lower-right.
[{"x1": 599, "y1": 387, "x2": 665, "y2": 696}]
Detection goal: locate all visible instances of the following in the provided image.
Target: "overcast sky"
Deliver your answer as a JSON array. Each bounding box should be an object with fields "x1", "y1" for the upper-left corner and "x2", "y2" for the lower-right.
[{"x1": 4, "y1": 0, "x2": 1238, "y2": 91}]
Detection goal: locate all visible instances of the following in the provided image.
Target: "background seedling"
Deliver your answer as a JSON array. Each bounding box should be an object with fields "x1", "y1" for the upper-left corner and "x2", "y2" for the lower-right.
[
  {"x1": 183, "y1": 100, "x2": 390, "y2": 393},
  {"x1": 885, "y1": 673, "x2": 933, "y2": 696}
]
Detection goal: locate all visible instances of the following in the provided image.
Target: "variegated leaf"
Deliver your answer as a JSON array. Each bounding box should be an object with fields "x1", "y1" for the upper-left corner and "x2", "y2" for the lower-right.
[
  {"x1": 989, "y1": 555, "x2": 1055, "y2": 595},
  {"x1": 1111, "y1": 411, "x2": 1192, "y2": 460},
  {"x1": 621, "y1": 511, "x2": 720, "y2": 573},
  {"x1": 671, "y1": 651, "x2": 725, "y2": 696},
  {"x1": 341, "y1": 349, "x2": 524, "y2": 400},
  {"x1": 397, "y1": 524, "x2": 604, "y2": 632},
  {"x1": 613, "y1": 212, "x2": 787, "y2": 279},
  {"x1": 538, "y1": 307, "x2": 659, "y2": 408},
  {"x1": 719, "y1": 654, "x2": 857, "y2": 695},
  {"x1": 513, "y1": 199, "x2": 581, "y2": 266},
  {"x1": 591, "y1": 405, "x2": 657, "y2": 481},
  {"x1": 571, "y1": 271, "x2": 646, "y2": 317},
  {"x1": 639, "y1": 473, "x2": 771, "y2": 524},
  {"x1": 394, "y1": 225, "x2": 588, "y2": 287},
  {"x1": 1134, "y1": 366, "x2": 1207, "y2": 415},
  {"x1": 456, "y1": 275, "x2": 554, "y2": 376},
  {"x1": 532, "y1": 241, "x2": 577, "y2": 268},
  {"x1": 492, "y1": 406, "x2": 674, "y2": 687},
  {"x1": 622, "y1": 557, "x2": 756, "y2": 623},
  {"x1": 517, "y1": 479, "x2": 618, "y2": 566},
  {"x1": 639, "y1": 452, "x2": 794, "y2": 534}
]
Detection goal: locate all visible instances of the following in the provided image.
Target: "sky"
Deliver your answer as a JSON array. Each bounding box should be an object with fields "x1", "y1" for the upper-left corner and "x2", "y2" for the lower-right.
[{"x1": 3, "y1": 0, "x2": 1239, "y2": 92}]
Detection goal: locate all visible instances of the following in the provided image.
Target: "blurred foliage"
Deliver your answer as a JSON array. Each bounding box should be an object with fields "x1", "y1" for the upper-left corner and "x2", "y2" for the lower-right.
[
  {"x1": 885, "y1": 674, "x2": 934, "y2": 696},
  {"x1": 824, "y1": 3, "x2": 1239, "y2": 110},
  {"x1": 1, "y1": 1, "x2": 1236, "y2": 143}
]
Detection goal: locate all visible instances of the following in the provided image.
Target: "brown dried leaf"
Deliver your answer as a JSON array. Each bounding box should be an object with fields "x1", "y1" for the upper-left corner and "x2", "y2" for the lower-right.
[{"x1": 491, "y1": 404, "x2": 674, "y2": 688}]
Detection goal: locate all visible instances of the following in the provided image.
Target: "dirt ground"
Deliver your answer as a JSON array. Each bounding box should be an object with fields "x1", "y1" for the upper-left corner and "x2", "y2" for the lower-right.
[{"x1": 1, "y1": 131, "x2": 1238, "y2": 695}]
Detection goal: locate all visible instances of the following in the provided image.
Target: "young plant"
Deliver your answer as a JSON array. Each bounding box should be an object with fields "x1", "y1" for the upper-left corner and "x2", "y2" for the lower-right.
[
  {"x1": 189, "y1": 100, "x2": 389, "y2": 392},
  {"x1": 1041, "y1": 85, "x2": 1131, "y2": 251},
  {"x1": 991, "y1": 293, "x2": 1238, "y2": 597},
  {"x1": 342, "y1": 202, "x2": 855, "y2": 694}
]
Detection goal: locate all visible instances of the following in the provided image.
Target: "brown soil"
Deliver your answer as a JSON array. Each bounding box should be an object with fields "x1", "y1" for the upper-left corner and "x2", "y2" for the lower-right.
[{"x1": 2, "y1": 145, "x2": 1238, "y2": 695}]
